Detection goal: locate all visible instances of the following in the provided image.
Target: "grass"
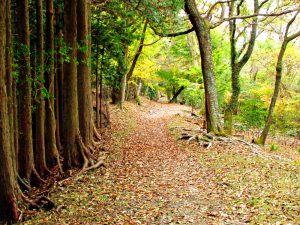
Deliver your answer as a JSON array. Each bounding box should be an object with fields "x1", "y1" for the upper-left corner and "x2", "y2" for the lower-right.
[{"x1": 168, "y1": 114, "x2": 300, "y2": 224}]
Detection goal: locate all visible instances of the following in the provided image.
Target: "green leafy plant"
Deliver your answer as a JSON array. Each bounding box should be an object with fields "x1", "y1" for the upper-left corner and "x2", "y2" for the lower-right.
[{"x1": 269, "y1": 143, "x2": 279, "y2": 151}]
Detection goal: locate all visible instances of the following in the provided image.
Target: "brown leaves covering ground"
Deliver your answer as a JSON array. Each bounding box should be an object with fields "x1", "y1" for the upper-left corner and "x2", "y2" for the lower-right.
[{"x1": 25, "y1": 98, "x2": 300, "y2": 224}]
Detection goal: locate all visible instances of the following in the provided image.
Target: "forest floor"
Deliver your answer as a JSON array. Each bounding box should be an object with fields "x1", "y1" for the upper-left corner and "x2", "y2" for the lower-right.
[{"x1": 25, "y1": 98, "x2": 300, "y2": 224}]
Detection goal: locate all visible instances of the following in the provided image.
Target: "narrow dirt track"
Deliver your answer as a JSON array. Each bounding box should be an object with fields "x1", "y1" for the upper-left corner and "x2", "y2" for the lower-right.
[
  {"x1": 25, "y1": 100, "x2": 300, "y2": 224},
  {"x1": 99, "y1": 102, "x2": 223, "y2": 224}
]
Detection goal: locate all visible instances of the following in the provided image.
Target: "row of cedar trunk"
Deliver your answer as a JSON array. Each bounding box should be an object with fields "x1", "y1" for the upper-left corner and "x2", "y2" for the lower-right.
[{"x1": 0, "y1": 0, "x2": 99, "y2": 223}]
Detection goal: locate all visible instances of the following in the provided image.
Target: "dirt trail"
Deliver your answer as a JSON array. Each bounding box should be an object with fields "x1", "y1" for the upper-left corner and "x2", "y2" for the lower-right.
[
  {"x1": 99, "y1": 101, "x2": 223, "y2": 224},
  {"x1": 25, "y1": 99, "x2": 300, "y2": 225}
]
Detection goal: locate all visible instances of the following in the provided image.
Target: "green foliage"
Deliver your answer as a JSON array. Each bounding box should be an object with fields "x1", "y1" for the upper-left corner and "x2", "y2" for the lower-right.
[
  {"x1": 145, "y1": 84, "x2": 159, "y2": 100},
  {"x1": 211, "y1": 30, "x2": 231, "y2": 107},
  {"x1": 236, "y1": 84, "x2": 268, "y2": 128},
  {"x1": 269, "y1": 143, "x2": 279, "y2": 151},
  {"x1": 135, "y1": 96, "x2": 141, "y2": 105},
  {"x1": 182, "y1": 83, "x2": 203, "y2": 109}
]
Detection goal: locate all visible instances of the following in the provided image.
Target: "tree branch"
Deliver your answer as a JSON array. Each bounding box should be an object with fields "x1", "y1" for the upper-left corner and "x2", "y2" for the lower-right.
[
  {"x1": 151, "y1": 25, "x2": 195, "y2": 37},
  {"x1": 221, "y1": 8, "x2": 299, "y2": 21},
  {"x1": 206, "y1": 0, "x2": 232, "y2": 19},
  {"x1": 142, "y1": 37, "x2": 162, "y2": 46},
  {"x1": 285, "y1": 10, "x2": 300, "y2": 42},
  {"x1": 258, "y1": 0, "x2": 269, "y2": 9}
]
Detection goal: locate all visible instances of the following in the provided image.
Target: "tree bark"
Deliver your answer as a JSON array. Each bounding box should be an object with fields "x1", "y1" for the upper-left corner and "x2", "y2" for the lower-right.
[
  {"x1": 185, "y1": 0, "x2": 223, "y2": 134},
  {"x1": 5, "y1": 0, "x2": 17, "y2": 177},
  {"x1": 35, "y1": 0, "x2": 49, "y2": 177},
  {"x1": 16, "y1": 0, "x2": 35, "y2": 183},
  {"x1": 0, "y1": 1, "x2": 19, "y2": 222},
  {"x1": 55, "y1": 6, "x2": 64, "y2": 150},
  {"x1": 63, "y1": 0, "x2": 81, "y2": 168},
  {"x1": 77, "y1": 0, "x2": 93, "y2": 145},
  {"x1": 45, "y1": 0, "x2": 59, "y2": 168},
  {"x1": 95, "y1": 47, "x2": 99, "y2": 128}
]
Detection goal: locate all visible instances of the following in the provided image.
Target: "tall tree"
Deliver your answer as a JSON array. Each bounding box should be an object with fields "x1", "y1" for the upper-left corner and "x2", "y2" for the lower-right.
[
  {"x1": 6, "y1": 0, "x2": 17, "y2": 174},
  {"x1": 224, "y1": 0, "x2": 264, "y2": 134},
  {"x1": 77, "y1": 0, "x2": 93, "y2": 145},
  {"x1": 45, "y1": 0, "x2": 59, "y2": 167},
  {"x1": 16, "y1": 0, "x2": 35, "y2": 183},
  {"x1": 54, "y1": 5, "x2": 64, "y2": 150},
  {"x1": 257, "y1": 11, "x2": 300, "y2": 144},
  {"x1": 185, "y1": 0, "x2": 223, "y2": 134},
  {"x1": 0, "y1": 0, "x2": 19, "y2": 222},
  {"x1": 125, "y1": 19, "x2": 148, "y2": 97},
  {"x1": 35, "y1": 0, "x2": 49, "y2": 177},
  {"x1": 63, "y1": 0, "x2": 81, "y2": 168}
]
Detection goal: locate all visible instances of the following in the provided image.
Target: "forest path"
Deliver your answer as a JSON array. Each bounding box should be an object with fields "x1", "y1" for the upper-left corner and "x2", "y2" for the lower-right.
[
  {"x1": 25, "y1": 98, "x2": 300, "y2": 225},
  {"x1": 106, "y1": 101, "x2": 211, "y2": 224}
]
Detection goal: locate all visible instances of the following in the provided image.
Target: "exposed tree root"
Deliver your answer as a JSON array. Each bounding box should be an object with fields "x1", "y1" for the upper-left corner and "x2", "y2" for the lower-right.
[
  {"x1": 20, "y1": 191, "x2": 55, "y2": 212},
  {"x1": 56, "y1": 154, "x2": 64, "y2": 175},
  {"x1": 77, "y1": 135, "x2": 90, "y2": 169},
  {"x1": 76, "y1": 132, "x2": 96, "y2": 164},
  {"x1": 75, "y1": 156, "x2": 105, "y2": 181},
  {"x1": 18, "y1": 175, "x2": 31, "y2": 192},
  {"x1": 31, "y1": 168, "x2": 47, "y2": 187},
  {"x1": 174, "y1": 126, "x2": 261, "y2": 152},
  {"x1": 93, "y1": 124, "x2": 102, "y2": 141},
  {"x1": 92, "y1": 138, "x2": 102, "y2": 146},
  {"x1": 175, "y1": 126, "x2": 291, "y2": 162}
]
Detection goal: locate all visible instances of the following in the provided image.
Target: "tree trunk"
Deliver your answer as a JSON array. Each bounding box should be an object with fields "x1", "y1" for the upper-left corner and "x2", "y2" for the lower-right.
[
  {"x1": 169, "y1": 86, "x2": 185, "y2": 103},
  {"x1": 16, "y1": 0, "x2": 35, "y2": 183},
  {"x1": 257, "y1": 13, "x2": 300, "y2": 145},
  {"x1": 224, "y1": 0, "x2": 259, "y2": 135},
  {"x1": 136, "y1": 78, "x2": 142, "y2": 97},
  {"x1": 63, "y1": 0, "x2": 81, "y2": 168},
  {"x1": 55, "y1": 5, "x2": 64, "y2": 149},
  {"x1": 0, "y1": 1, "x2": 19, "y2": 222},
  {"x1": 99, "y1": 49, "x2": 104, "y2": 127},
  {"x1": 120, "y1": 46, "x2": 128, "y2": 109},
  {"x1": 120, "y1": 72, "x2": 127, "y2": 109},
  {"x1": 77, "y1": 0, "x2": 93, "y2": 145},
  {"x1": 45, "y1": 0, "x2": 59, "y2": 167},
  {"x1": 34, "y1": 0, "x2": 49, "y2": 177},
  {"x1": 257, "y1": 46, "x2": 286, "y2": 144},
  {"x1": 5, "y1": 0, "x2": 17, "y2": 177},
  {"x1": 185, "y1": 0, "x2": 223, "y2": 134},
  {"x1": 126, "y1": 20, "x2": 148, "y2": 83},
  {"x1": 95, "y1": 48, "x2": 99, "y2": 128}
]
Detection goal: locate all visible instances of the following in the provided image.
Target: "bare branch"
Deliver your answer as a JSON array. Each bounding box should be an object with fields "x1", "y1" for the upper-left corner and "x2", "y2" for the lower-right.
[
  {"x1": 142, "y1": 37, "x2": 162, "y2": 46},
  {"x1": 206, "y1": 0, "x2": 232, "y2": 18},
  {"x1": 285, "y1": 10, "x2": 300, "y2": 40},
  {"x1": 151, "y1": 26, "x2": 195, "y2": 37},
  {"x1": 258, "y1": 0, "x2": 269, "y2": 9},
  {"x1": 221, "y1": 7, "x2": 299, "y2": 21}
]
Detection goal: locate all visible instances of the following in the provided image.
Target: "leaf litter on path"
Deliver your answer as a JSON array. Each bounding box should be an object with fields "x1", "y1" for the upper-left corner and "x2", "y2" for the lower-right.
[{"x1": 25, "y1": 98, "x2": 300, "y2": 224}]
